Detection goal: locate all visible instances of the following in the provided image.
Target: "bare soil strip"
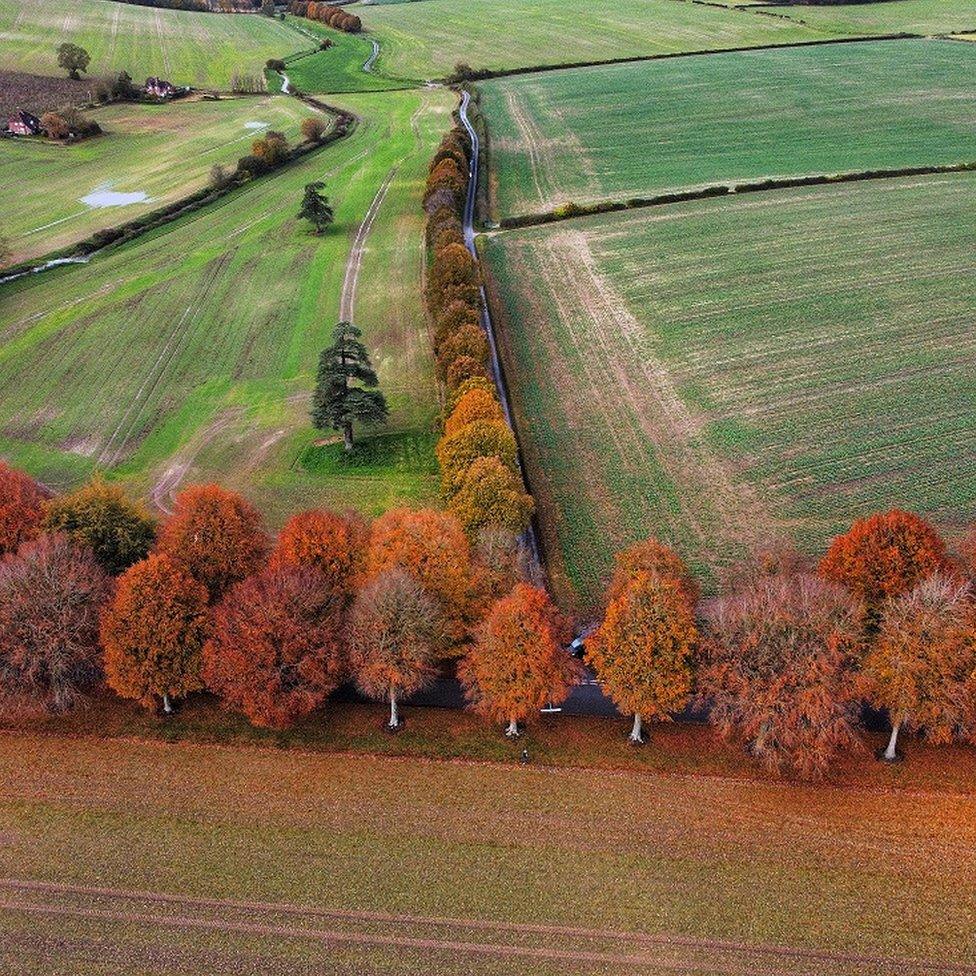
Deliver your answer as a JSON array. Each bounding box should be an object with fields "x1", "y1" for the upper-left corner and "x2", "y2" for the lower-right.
[{"x1": 1, "y1": 879, "x2": 971, "y2": 975}]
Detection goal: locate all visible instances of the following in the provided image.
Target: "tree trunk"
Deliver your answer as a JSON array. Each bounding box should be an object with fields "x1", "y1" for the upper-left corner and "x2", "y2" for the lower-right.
[
  {"x1": 630, "y1": 712, "x2": 644, "y2": 744},
  {"x1": 505, "y1": 717, "x2": 519, "y2": 738},
  {"x1": 388, "y1": 687, "x2": 400, "y2": 729},
  {"x1": 343, "y1": 421, "x2": 354, "y2": 453},
  {"x1": 883, "y1": 718, "x2": 902, "y2": 761},
  {"x1": 162, "y1": 693, "x2": 172, "y2": 715}
]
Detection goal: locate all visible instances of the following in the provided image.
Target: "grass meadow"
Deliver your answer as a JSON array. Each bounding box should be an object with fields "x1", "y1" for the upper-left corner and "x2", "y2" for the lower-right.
[
  {"x1": 0, "y1": 88, "x2": 453, "y2": 524},
  {"x1": 771, "y1": 0, "x2": 976, "y2": 37},
  {"x1": 483, "y1": 173, "x2": 976, "y2": 606},
  {"x1": 480, "y1": 38, "x2": 976, "y2": 218},
  {"x1": 357, "y1": 0, "x2": 825, "y2": 80},
  {"x1": 1, "y1": 95, "x2": 315, "y2": 265},
  {"x1": 0, "y1": 0, "x2": 302, "y2": 89},
  {"x1": 0, "y1": 727, "x2": 973, "y2": 974}
]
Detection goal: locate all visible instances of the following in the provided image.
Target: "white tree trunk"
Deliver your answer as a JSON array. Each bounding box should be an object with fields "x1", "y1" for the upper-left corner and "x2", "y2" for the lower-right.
[
  {"x1": 162, "y1": 693, "x2": 172, "y2": 714},
  {"x1": 389, "y1": 687, "x2": 399, "y2": 729},
  {"x1": 884, "y1": 718, "x2": 902, "y2": 761},
  {"x1": 630, "y1": 712, "x2": 643, "y2": 744},
  {"x1": 505, "y1": 717, "x2": 519, "y2": 738}
]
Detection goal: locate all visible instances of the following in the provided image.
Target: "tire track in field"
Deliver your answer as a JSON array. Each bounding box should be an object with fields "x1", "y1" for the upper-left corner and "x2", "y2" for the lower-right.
[
  {"x1": 1, "y1": 880, "x2": 973, "y2": 975},
  {"x1": 503, "y1": 89, "x2": 549, "y2": 207},
  {"x1": 339, "y1": 165, "x2": 400, "y2": 323},
  {"x1": 97, "y1": 251, "x2": 233, "y2": 468}
]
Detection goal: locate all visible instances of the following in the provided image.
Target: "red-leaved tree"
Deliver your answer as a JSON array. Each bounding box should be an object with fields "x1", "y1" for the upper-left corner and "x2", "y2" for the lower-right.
[
  {"x1": 101, "y1": 553, "x2": 210, "y2": 713},
  {"x1": 459, "y1": 583, "x2": 579, "y2": 737},
  {"x1": 0, "y1": 462, "x2": 48, "y2": 556},
  {"x1": 0, "y1": 534, "x2": 110, "y2": 714},
  {"x1": 270, "y1": 508, "x2": 363, "y2": 598},
  {"x1": 156, "y1": 484, "x2": 269, "y2": 602},
  {"x1": 606, "y1": 538, "x2": 700, "y2": 610},
  {"x1": 203, "y1": 563, "x2": 346, "y2": 729}
]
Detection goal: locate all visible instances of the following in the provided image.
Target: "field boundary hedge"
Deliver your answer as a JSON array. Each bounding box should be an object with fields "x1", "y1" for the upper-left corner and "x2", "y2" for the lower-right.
[
  {"x1": 0, "y1": 98, "x2": 357, "y2": 285},
  {"x1": 448, "y1": 32, "x2": 921, "y2": 83},
  {"x1": 497, "y1": 160, "x2": 976, "y2": 230}
]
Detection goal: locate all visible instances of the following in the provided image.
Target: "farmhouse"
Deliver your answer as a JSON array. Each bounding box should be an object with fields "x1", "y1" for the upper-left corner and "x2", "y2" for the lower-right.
[
  {"x1": 5, "y1": 110, "x2": 42, "y2": 136},
  {"x1": 145, "y1": 77, "x2": 177, "y2": 99}
]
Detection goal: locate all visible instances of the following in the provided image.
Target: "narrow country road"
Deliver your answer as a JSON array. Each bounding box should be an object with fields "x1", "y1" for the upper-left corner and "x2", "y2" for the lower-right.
[{"x1": 363, "y1": 39, "x2": 380, "y2": 73}]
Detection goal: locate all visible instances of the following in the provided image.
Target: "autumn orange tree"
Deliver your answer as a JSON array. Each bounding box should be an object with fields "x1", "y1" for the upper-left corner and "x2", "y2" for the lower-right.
[
  {"x1": 348, "y1": 568, "x2": 441, "y2": 729},
  {"x1": 203, "y1": 564, "x2": 346, "y2": 729},
  {"x1": 101, "y1": 553, "x2": 209, "y2": 713},
  {"x1": 605, "y1": 538, "x2": 700, "y2": 610},
  {"x1": 820, "y1": 510, "x2": 951, "y2": 610},
  {"x1": 587, "y1": 570, "x2": 698, "y2": 744},
  {"x1": 445, "y1": 354, "x2": 489, "y2": 391},
  {"x1": 156, "y1": 484, "x2": 269, "y2": 602},
  {"x1": 698, "y1": 572, "x2": 864, "y2": 779},
  {"x1": 0, "y1": 462, "x2": 47, "y2": 556},
  {"x1": 0, "y1": 534, "x2": 109, "y2": 715},
  {"x1": 459, "y1": 583, "x2": 578, "y2": 737},
  {"x1": 866, "y1": 572, "x2": 976, "y2": 761},
  {"x1": 44, "y1": 477, "x2": 156, "y2": 575},
  {"x1": 436, "y1": 419, "x2": 518, "y2": 496},
  {"x1": 270, "y1": 508, "x2": 363, "y2": 598},
  {"x1": 447, "y1": 375, "x2": 496, "y2": 413},
  {"x1": 444, "y1": 388, "x2": 504, "y2": 437},
  {"x1": 365, "y1": 508, "x2": 472, "y2": 643},
  {"x1": 448, "y1": 456, "x2": 534, "y2": 538}
]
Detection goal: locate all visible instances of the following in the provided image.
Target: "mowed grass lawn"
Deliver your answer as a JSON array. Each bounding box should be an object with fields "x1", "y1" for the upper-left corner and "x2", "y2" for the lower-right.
[
  {"x1": 1, "y1": 95, "x2": 313, "y2": 265},
  {"x1": 484, "y1": 173, "x2": 976, "y2": 606},
  {"x1": 358, "y1": 0, "x2": 826, "y2": 80},
  {"x1": 481, "y1": 38, "x2": 976, "y2": 218},
  {"x1": 0, "y1": 0, "x2": 304, "y2": 89},
  {"x1": 0, "y1": 88, "x2": 454, "y2": 524},
  {"x1": 0, "y1": 731, "x2": 973, "y2": 974}
]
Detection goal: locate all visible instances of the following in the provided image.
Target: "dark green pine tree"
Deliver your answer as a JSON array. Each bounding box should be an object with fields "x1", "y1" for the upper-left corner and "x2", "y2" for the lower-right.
[
  {"x1": 312, "y1": 322, "x2": 389, "y2": 452},
  {"x1": 297, "y1": 181, "x2": 334, "y2": 235}
]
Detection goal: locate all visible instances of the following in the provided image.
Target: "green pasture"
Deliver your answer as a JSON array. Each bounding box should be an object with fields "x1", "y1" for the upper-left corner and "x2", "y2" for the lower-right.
[
  {"x1": 0, "y1": 0, "x2": 303, "y2": 89},
  {"x1": 484, "y1": 173, "x2": 976, "y2": 606},
  {"x1": 358, "y1": 0, "x2": 826, "y2": 80},
  {"x1": 1, "y1": 95, "x2": 316, "y2": 265},
  {"x1": 481, "y1": 38, "x2": 976, "y2": 217},
  {"x1": 0, "y1": 87, "x2": 454, "y2": 524},
  {"x1": 769, "y1": 0, "x2": 976, "y2": 37}
]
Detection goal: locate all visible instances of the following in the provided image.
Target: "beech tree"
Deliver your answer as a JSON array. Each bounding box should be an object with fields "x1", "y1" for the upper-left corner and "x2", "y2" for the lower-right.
[
  {"x1": 270, "y1": 508, "x2": 361, "y2": 597},
  {"x1": 0, "y1": 534, "x2": 110, "y2": 714},
  {"x1": 444, "y1": 388, "x2": 503, "y2": 437},
  {"x1": 459, "y1": 583, "x2": 578, "y2": 737},
  {"x1": 867, "y1": 573, "x2": 976, "y2": 761},
  {"x1": 820, "y1": 510, "x2": 951, "y2": 609},
  {"x1": 300, "y1": 117, "x2": 327, "y2": 143},
  {"x1": 297, "y1": 180, "x2": 334, "y2": 234},
  {"x1": 101, "y1": 554, "x2": 209, "y2": 713},
  {"x1": 365, "y1": 508, "x2": 472, "y2": 642},
  {"x1": 57, "y1": 42, "x2": 90, "y2": 79},
  {"x1": 588, "y1": 571, "x2": 698, "y2": 743},
  {"x1": 0, "y1": 462, "x2": 47, "y2": 556},
  {"x1": 203, "y1": 564, "x2": 346, "y2": 729},
  {"x1": 606, "y1": 538, "x2": 699, "y2": 610},
  {"x1": 699, "y1": 573, "x2": 864, "y2": 779},
  {"x1": 435, "y1": 419, "x2": 519, "y2": 496},
  {"x1": 448, "y1": 456, "x2": 534, "y2": 538},
  {"x1": 348, "y1": 568, "x2": 441, "y2": 729},
  {"x1": 155, "y1": 484, "x2": 269, "y2": 602},
  {"x1": 44, "y1": 478, "x2": 156, "y2": 575},
  {"x1": 312, "y1": 322, "x2": 389, "y2": 452}
]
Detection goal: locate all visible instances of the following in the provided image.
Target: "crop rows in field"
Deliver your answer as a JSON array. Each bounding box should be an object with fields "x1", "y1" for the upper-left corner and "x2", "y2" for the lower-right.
[
  {"x1": 0, "y1": 0, "x2": 302, "y2": 89},
  {"x1": 0, "y1": 88, "x2": 453, "y2": 524},
  {"x1": 2, "y1": 95, "x2": 315, "y2": 265},
  {"x1": 765, "y1": 0, "x2": 976, "y2": 38},
  {"x1": 484, "y1": 173, "x2": 976, "y2": 604},
  {"x1": 480, "y1": 39, "x2": 976, "y2": 218}
]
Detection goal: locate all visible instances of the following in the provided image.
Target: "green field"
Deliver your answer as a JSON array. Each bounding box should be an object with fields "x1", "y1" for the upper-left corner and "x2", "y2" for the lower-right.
[
  {"x1": 1, "y1": 730, "x2": 974, "y2": 974},
  {"x1": 1, "y1": 95, "x2": 317, "y2": 265},
  {"x1": 481, "y1": 38, "x2": 976, "y2": 218},
  {"x1": 359, "y1": 0, "x2": 826, "y2": 80},
  {"x1": 773, "y1": 0, "x2": 976, "y2": 37},
  {"x1": 0, "y1": 0, "x2": 303, "y2": 88},
  {"x1": 484, "y1": 173, "x2": 976, "y2": 606},
  {"x1": 0, "y1": 87, "x2": 453, "y2": 523},
  {"x1": 271, "y1": 17, "x2": 413, "y2": 93}
]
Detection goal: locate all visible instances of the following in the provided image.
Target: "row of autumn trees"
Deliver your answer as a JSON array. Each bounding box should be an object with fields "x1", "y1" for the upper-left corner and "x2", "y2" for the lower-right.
[
  {"x1": 424, "y1": 124, "x2": 535, "y2": 539},
  {"x1": 287, "y1": 0, "x2": 362, "y2": 33}
]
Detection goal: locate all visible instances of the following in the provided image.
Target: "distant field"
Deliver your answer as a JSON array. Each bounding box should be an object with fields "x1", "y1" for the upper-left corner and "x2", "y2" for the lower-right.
[
  {"x1": 0, "y1": 0, "x2": 303, "y2": 89},
  {"x1": 772, "y1": 0, "x2": 976, "y2": 37},
  {"x1": 0, "y1": 731, "x2": 973, "y2": 974},
  {"x1": 0, "y1": 88, "x2": 453, "y2": 523},
  {"x1": 1, "y1": 95, "x2": 314, "y2": 265},
  {"x1": 273, "y1": 17, "x2": 412, "y2": 92},
  {"x1": 481, "y1": 38, "x2": 976, "y2": 218},
  {"x1": 484, "y1": 173, "x2": 976, "y2": 605},
  {"x1": 359, "y1": 0, "x2": 826, "y2": 80}
]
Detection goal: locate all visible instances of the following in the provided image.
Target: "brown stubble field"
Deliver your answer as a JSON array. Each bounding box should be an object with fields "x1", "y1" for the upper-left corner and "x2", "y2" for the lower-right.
[{"x1": 0, "y1": 728, "x2": 974, "y2": 975}]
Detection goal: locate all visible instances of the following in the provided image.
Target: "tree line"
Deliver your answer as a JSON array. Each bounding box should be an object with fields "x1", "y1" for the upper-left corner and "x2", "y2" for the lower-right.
[{"x1": 287, "y1": 1, "x2": 362, "y2": 33}]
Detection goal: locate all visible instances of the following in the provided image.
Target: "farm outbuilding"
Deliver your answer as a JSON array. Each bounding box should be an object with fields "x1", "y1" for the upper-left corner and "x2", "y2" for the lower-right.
[{"x1": 5, "y1": 110, "x2": 42, "y2": 136}]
